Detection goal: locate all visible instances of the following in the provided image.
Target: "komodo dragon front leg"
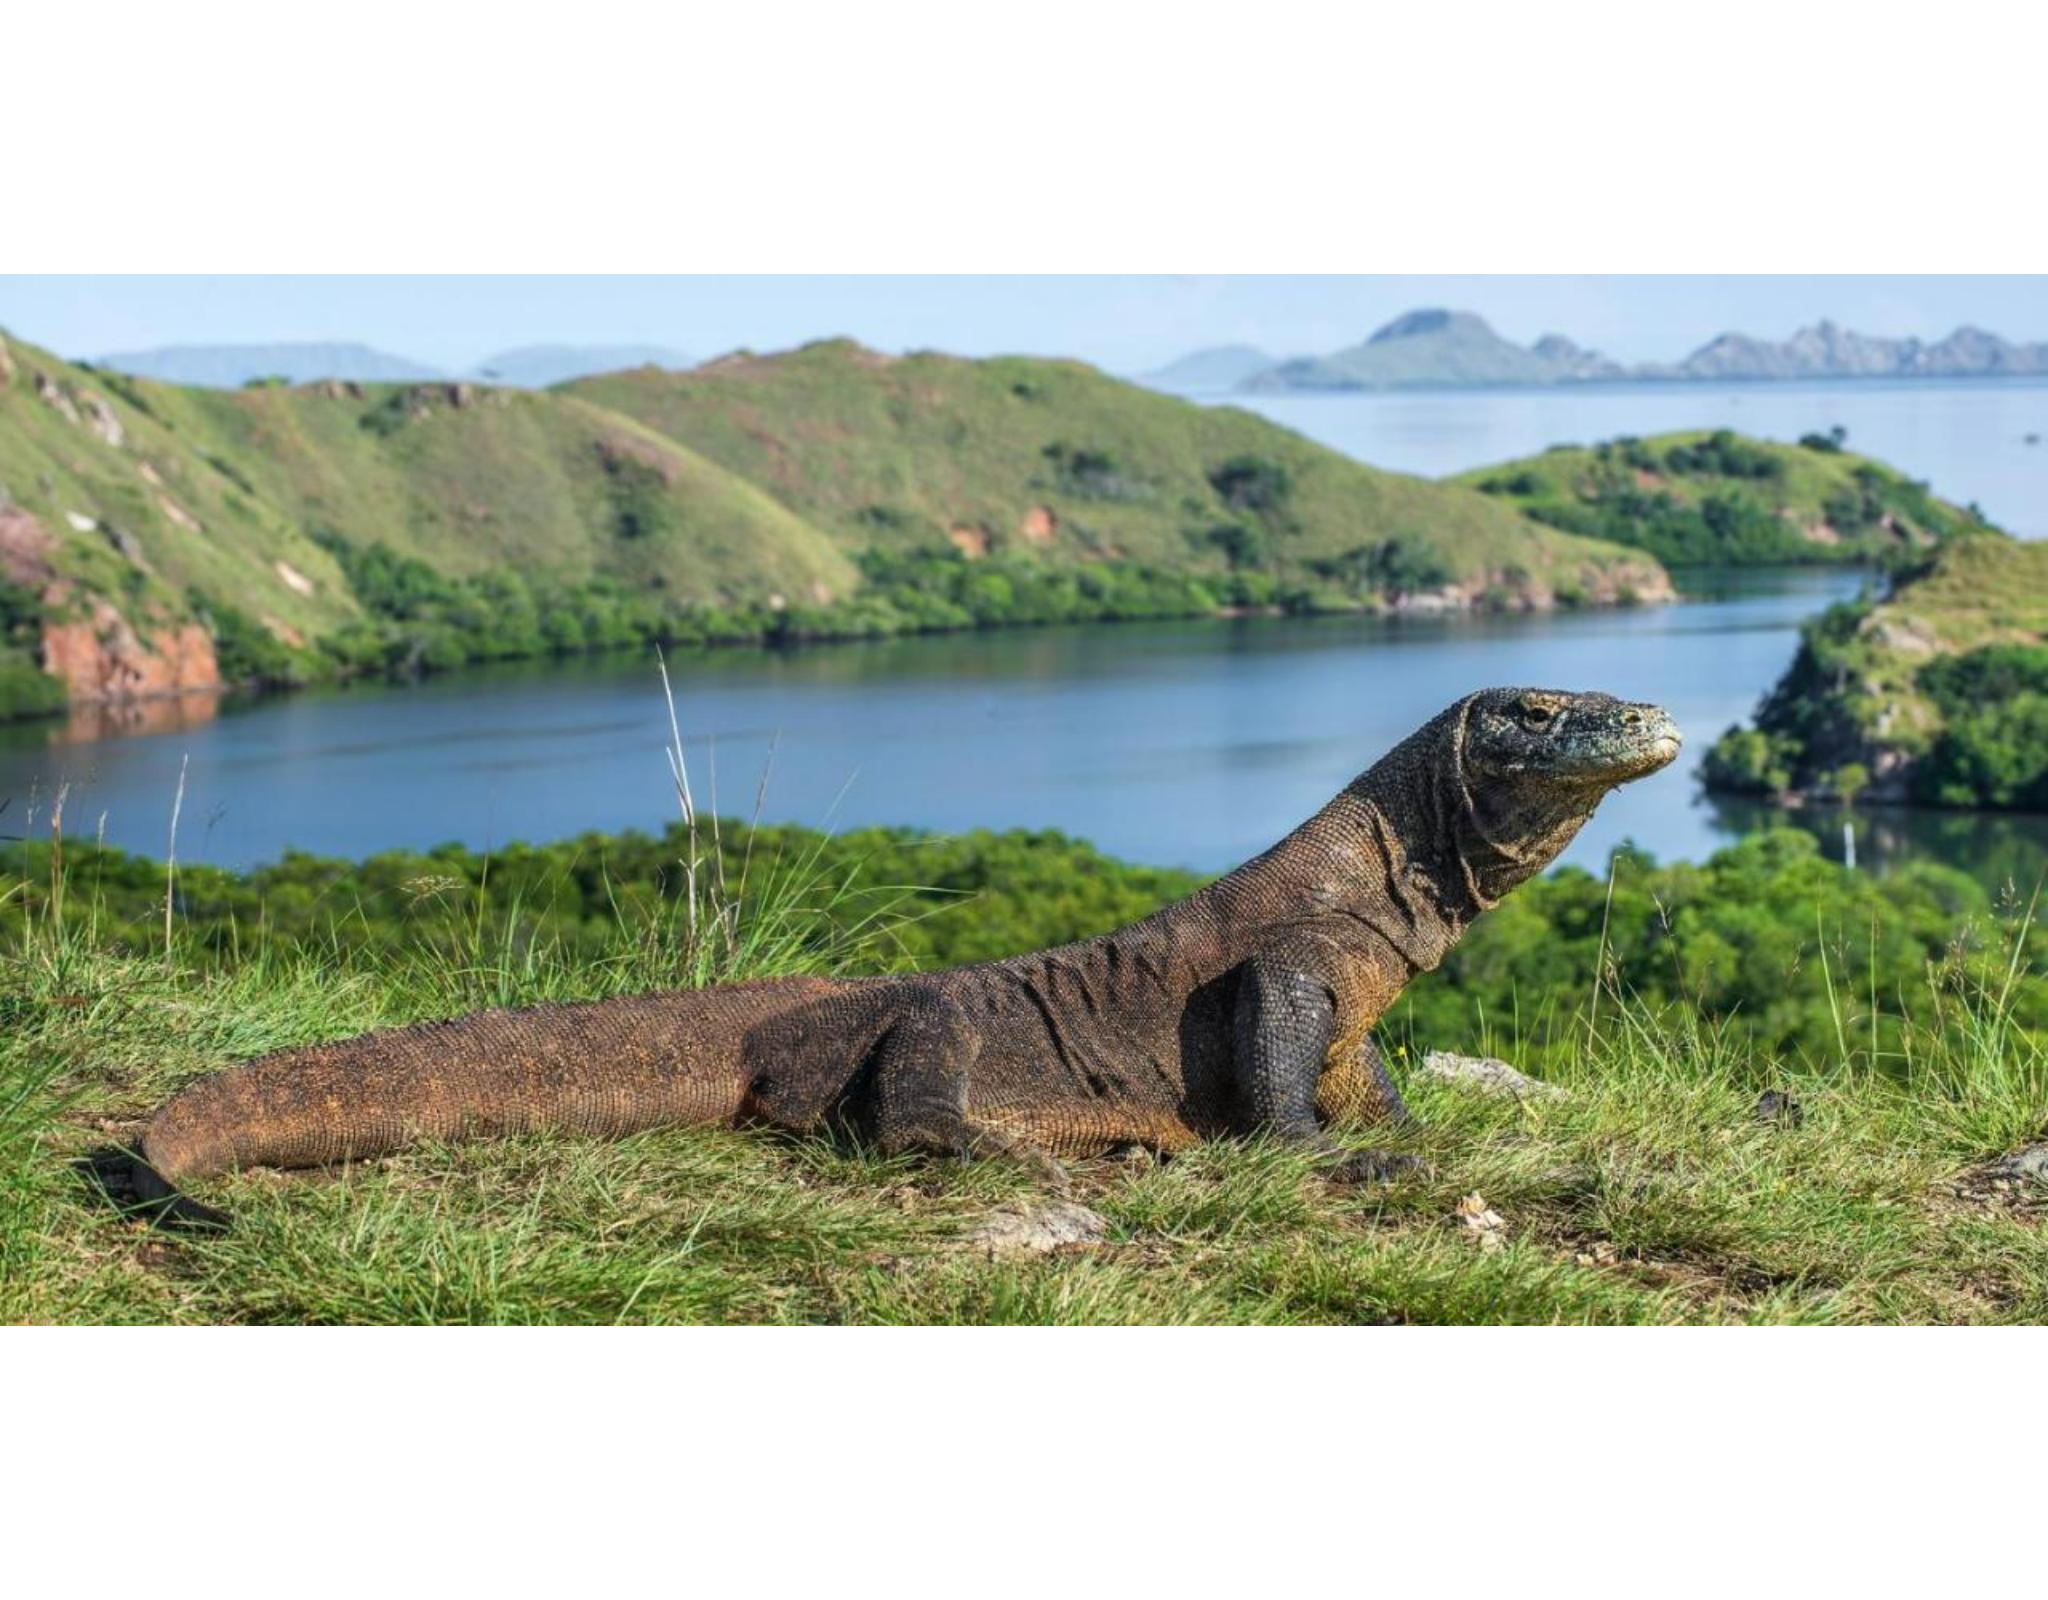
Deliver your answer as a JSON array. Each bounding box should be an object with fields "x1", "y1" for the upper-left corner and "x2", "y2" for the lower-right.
[
  {"x1": 862, "y1": 992, "x2": 1071, "y2": 1189},
  {"x1": 1230, "y1": 941, "x2": 1424, "y2": 1183}
]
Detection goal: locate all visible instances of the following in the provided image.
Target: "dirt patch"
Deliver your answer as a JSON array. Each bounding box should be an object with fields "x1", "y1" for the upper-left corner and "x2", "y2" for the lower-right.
[
  {"x1": 0, "y1": 506, "x2": 58, "y2": 587},
  {"x1": 595, "y1": 435, "x2": 679, "y2": 486},
  {"x1": 1941, "y1": 1149, "x2": 2048, "y2": 1222},
  {"x1": 156, "y1": 496, "x2": 202, "y2": 534},
  {"x1": 1019, "y1": 505, "x2": 1058, "y2": 546},
  {"x1": 947, "y1": 524, "x2": 990, "y2": 559}
]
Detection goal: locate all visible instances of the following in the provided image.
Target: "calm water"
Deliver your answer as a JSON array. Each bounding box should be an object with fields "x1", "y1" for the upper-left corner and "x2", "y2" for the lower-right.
[
  {"x1": 1222, "y1": 379, "x2": 2048, "y2": 538},
  {"x1": 2, "y1": 569, "x2": 1903, "y2": 876}
]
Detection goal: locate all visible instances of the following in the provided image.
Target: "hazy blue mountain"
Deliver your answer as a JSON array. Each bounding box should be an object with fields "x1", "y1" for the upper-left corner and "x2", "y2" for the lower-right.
[
  {"x1": 96, "y1": 342, "x2": 443, "y2": 387},
  {"x1": 1242, "y1": 310, "x2": 1621, "y2": 392},
  {"x1": 1141, "y1": 344, "x2": 1277, "y2": 390},
  {"x1": 471, "y1": 344, "x2": 693, "y2": 387},
  {"x1": 1665, "y1": 320, "x2": 2048, "y2": 380}
]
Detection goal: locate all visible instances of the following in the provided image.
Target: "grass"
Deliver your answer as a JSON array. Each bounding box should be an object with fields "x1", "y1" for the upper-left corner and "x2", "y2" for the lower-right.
[
  {"x1": 568, "y1": 339, "x2": 1660, "y2": 599},
  {"x1": 5, "y1": 829, "x2": 2046, "y2": 1325}
]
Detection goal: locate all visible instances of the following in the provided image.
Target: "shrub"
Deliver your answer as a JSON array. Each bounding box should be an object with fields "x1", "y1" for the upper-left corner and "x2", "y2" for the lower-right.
[{"x1": 1207, "y1": 454, "x2": 1292, "y2": 514}]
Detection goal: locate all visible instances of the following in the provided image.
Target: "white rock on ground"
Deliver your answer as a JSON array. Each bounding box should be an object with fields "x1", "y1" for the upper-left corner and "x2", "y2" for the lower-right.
[
  {"x1": 1995, "y1": 1143, "x2": 2048, "y2": 1183},
  {"x1": 958, "y1": 1199, "x2": 1109, "y2": 1258},
  {"x1": 1420, "y1": 1050, "x2": 1562, "y2": 1099}
]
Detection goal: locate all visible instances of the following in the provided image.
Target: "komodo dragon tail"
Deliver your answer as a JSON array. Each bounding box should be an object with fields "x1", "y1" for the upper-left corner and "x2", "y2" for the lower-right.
[{"x1": 88, "y1": 977, "x2": 842, "y2": 1227}]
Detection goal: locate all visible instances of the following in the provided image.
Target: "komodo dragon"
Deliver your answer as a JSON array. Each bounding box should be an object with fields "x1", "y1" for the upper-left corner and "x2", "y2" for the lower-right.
[{"x1": 108, "y1": 687, "x2": 1679, "y2": 1223}]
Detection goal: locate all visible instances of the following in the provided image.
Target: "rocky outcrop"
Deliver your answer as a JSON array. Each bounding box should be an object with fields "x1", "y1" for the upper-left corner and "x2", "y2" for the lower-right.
[
  {"x1": 958, "y1": 1200, "x2": 1109, "y2": 1258},
  {"x1": 1390, "y1": 558, "x2": 1675, "y2": 617},
  {"x1": 39, "y1": 598, "x2": 220, "y2": 704},
  {"x1": 1420, "y1": 1051, "x2": 1562, "y2": 1100},
  {"x1": 81, "y1": 393, "x2": 125, "y2": 448},
  {"x1": 35, "y1": 373, "x2": 82, "y2": 426}
]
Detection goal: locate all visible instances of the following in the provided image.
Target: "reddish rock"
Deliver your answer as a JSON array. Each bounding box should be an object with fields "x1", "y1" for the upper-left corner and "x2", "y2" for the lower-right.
[{"x1": 39, "y1": 598, "x2": 220, "y2": 704}]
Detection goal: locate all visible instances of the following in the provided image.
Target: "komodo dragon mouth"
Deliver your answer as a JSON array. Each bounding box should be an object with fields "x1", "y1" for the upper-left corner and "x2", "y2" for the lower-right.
[{"x1": 102, "y1": 685, "x2": 1684, "y2": 1223}]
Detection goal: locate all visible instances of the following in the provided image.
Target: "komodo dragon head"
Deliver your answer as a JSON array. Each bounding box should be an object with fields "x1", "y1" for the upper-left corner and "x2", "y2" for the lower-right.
[
  {"x1": 1459, "y1": 687, "x2": 1681, "y2": 791},
  {"x1": 1347, "y1": 688, "x2": 1681, "y2": 934},
  {"x1": 1442, "y1": 687, "x2": 1680, "y2": 903}
]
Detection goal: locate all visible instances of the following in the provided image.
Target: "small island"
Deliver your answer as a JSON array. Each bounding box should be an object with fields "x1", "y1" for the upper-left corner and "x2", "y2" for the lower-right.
[
  {"x1": 1457, "y1": 427, "x2": 1996, "y2": 567},
  {"x1": 1703, "y1": 535, "x2": 2048, "y2": 810}
]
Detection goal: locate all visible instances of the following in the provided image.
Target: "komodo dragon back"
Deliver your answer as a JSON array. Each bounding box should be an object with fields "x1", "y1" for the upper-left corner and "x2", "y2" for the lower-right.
[{"x1": 100, "y1": 687, "x2": 1680, "y2": 1224}]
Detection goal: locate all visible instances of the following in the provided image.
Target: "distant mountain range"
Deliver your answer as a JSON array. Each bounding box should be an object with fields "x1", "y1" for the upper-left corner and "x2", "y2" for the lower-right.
[
  {"x1": 93, "y1": 341, "x2": 693, "y2": 389},
  {"x1": 468, "y1": 344, "x2": 694, "y2": 386},
  {"x1": 1141, "y1": 344, "x2": 1280, "y2": 390},
  {"x1": 95, "y1": 342, "x2": 445, "y2": 387},
  {"x1": 1148, "y1": 310, "x2": 2048, "y2": 394}
]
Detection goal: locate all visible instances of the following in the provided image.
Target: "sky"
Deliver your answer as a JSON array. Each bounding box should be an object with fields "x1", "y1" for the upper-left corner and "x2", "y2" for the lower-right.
[{"x1": 3, "y1": 275, "x2": 2045, "y2": 375}]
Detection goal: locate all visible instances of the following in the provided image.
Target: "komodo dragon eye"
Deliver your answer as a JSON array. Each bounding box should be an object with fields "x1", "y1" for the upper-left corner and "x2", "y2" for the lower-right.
[{"x1": 1519, "y1": 699, "x2": 1558, "y2": 729}]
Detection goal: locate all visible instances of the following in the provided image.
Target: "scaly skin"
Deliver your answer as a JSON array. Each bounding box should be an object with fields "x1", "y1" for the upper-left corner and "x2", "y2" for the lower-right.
[{"x1": 129, "y1": 688, "x2": 1680, "y2": 1212}]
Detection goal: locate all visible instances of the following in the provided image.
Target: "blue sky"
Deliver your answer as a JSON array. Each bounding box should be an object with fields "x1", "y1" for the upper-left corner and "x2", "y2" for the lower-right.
[{"x1": 4, "y1": 275, "x2": 2044, "y2": 374}]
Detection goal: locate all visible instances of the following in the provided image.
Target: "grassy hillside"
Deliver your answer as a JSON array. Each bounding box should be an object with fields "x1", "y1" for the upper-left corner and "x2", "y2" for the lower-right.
[
  {"x1": 0, "y1": 331, "x2": 1670, "y2": 722},
  {"x1": 7, "y1": 821, "x2": 2047, "y2": 1324},
  {"x1": 567, "y1": 341, "x2": 1668, "y2": 602},
  {"x1": 1704, "y1": 536, "x2": 2048, "y2": 809},
  {"x1": 1459, "y1": 428, "x2": 1998, "y2": 566}
]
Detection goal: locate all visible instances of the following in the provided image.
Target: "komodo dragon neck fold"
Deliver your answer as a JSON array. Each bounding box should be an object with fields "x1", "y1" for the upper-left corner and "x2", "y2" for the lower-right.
[{"x1": 106, "y1": 687, "x2": 1680, "y2": 1224}]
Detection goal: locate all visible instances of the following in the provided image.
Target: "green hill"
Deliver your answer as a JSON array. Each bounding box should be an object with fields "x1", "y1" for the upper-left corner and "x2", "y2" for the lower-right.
[
  {"x1": 0, "y1": 330, "x2": 1669, "y2": 722},
  {"x1": 1457, "y1": 428, "x2": 1999, "y2": 567},
  {"x1": 567, "y1": 340, "x2": 1665, "y2": 599},
  {"x1": 1703, "y1": 537, "x2": 2048, "y2": 809}
]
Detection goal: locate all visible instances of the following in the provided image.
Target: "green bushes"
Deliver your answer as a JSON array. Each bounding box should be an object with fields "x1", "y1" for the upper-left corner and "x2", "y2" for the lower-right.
[
  {"x1": 297, "y1": 537, "x2": 1235, "y2": 682},
  {"x1": 1662, "y1": 429, "x2": 1782, "y2": 480},
  {"x1": 1304, "y1": 537, "x2": 1454, "y2": 601},
  {"x1": 1913, "y1": 644, "x2": 2048, "y2": 809},
  {"x1": 0, "y1": 656, "x2": 64, "y2": 722},
  {"x1": 1528, "y1": 487, "x2": 1803, "y2": 566},
  {"x1": 0, "y1": 578, "x2": 63, "y2": 721},
  {"x1": 1041, "y1": 442, "x2": 1151, "y2": 502},
  {"x1": 1390, "y1": 829, "x2": 2029, "y2": 1069},
  {"x1": 1699, "y1": 726, "x2": 1799, "y2": 796},
  {"x1": 3, "y1": 822, "x2": 2033, "y2": 1073},
  {"x1": 191, "y1": 591, "x2": 317, "y2": 689},
  {"x1": 599, "y1": 450, "x2": 678, "y2": 542},
  {"x1": 1207, "y1": 454, "x2": 1292, "y2": 515}
]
